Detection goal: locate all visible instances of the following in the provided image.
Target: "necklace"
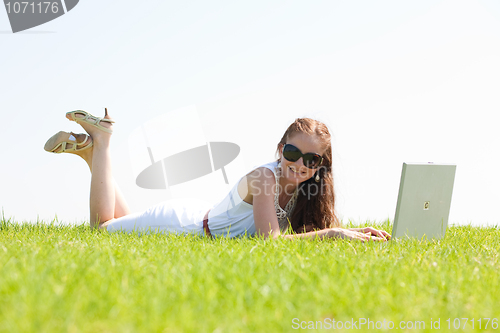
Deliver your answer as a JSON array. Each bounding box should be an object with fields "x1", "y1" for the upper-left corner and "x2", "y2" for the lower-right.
[{"x1": 274, "y1": 162, "x2": 297, "y2": 231}]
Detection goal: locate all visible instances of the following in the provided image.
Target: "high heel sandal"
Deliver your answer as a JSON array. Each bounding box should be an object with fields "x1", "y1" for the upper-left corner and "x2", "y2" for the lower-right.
[
  {"x1": 66, "y1": 108, "x2": 114, "y2": 134},
  {"x1": 44, "y1": 131, "x2": 93, "y2": 154}
]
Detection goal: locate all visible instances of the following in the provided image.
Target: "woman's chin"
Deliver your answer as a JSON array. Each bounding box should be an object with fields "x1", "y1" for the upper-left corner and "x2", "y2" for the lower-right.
[{"x1": 284, "y1": 166, "x2": 309, "y2": 183}]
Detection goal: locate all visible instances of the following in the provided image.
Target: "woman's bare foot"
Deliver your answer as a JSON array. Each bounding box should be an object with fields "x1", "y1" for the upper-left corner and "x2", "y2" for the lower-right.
[
  {"x1": 66, "y1": 109, "x2": 114, "y2": 141},
  {"x1": 44, "y1": 131, "x2": 94, "y2": 169},
  {"x1": 44, "y1": 131, "x2": 92, "y2": 154}
]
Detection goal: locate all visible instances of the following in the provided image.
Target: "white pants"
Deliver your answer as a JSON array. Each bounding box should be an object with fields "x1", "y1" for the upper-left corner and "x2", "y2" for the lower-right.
[{"x1": 105, "y1": 198, "x2": 212, "y2": 235}]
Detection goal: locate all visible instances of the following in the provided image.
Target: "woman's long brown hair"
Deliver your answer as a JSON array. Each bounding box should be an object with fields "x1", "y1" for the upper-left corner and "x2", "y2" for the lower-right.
[{"x1": 276, "y1": 118, "x2": 340, "y2": 233}]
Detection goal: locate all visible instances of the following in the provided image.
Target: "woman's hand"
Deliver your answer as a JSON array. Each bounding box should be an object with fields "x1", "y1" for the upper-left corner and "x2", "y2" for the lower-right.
[
  {"x1": 328, "y1": 227, "x2": 390, "y2": 242},
  {"x1": 346, "y1": 227, "x2": 391, "y2": 241}
]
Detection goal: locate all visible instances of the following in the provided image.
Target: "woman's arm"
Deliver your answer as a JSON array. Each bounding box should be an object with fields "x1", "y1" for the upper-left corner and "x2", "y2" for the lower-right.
[
  {"x1": 247, "y1": 167, "x2": 390, "y2": 242},
  {"x1": 282, "y1": 228, "x2": 389, "y2": 241},
  {"x1": 248, "y1": 167, "x2": 283, "y2": 239}
]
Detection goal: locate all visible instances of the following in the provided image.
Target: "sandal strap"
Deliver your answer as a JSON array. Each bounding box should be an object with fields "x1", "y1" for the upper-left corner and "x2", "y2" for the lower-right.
[
  {"x1": 68, "y1": 132, "x2": 90, "y2": 149},
  {"x1": 78, "y1": 134, "x2": 90, "y2": 146},
  {"x1": 55, "y1": 135, "x2": 92, "y2": 153},
  {"x1": 58, "y1": 141, "x2": 67, "y2": 152},
  {"x1": 61, "y1": 139, "x2": 76, "y2": 153},
  {"x1": 45, "y1": 131, "x2": 93, "y2": 154},
  {"x1": 72, "y1": 110, "x2": 115, "y2": 123},
  {"x1": 67, "y1": 110, "x2": 114, "y2": 134},
  {"x1": 52, "y1": 140, "x2": 74, "y2": 153}
]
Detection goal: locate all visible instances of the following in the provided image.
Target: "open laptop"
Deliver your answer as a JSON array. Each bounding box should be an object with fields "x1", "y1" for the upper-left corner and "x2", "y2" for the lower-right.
[{"x1": 391, "y1": 163, "x2": 456, "y2": 240}]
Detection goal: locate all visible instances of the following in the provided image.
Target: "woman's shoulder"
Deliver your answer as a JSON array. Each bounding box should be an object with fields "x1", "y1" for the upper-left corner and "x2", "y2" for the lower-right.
[
  {"x1": 245, "y1": 161, "x2": 278, "y2": 179},
  {"x1": 254, "y1": 160, "x2": 279, "y2": 174},
  {"x1": 236, "y1": 161, "x2": 278, "y2": 205}
]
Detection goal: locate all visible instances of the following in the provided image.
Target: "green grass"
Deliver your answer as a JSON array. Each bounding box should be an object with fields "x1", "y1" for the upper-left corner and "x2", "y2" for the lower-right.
[{"x1": 1, "y1": 218, "x2": 499, "y2": 332}]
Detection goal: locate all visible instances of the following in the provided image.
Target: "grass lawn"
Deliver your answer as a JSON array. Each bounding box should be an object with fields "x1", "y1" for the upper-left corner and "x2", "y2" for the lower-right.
[{"x1": 1, "y1": 218, "x2": 499, "y2": 332}]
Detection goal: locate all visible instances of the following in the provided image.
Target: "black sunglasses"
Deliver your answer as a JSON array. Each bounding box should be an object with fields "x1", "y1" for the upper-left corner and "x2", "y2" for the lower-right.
[{"x1": 282, "y1": 144, "x2": 323, "y2": 169}]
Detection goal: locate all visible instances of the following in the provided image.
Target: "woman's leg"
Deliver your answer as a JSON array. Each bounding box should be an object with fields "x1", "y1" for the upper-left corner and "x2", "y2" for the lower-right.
[
  {"x1": 67, "y1": 111, "x2": 130, "y2": 227},
  {"x1": 113, "y1": 180, "x2": 131, "y2": 218},
  {"x1": 78, "y1": 150, "x2": 131, "y2": 220},
  {"x1": 89, "y1": 134, "x2": 116, "y2": 226}
]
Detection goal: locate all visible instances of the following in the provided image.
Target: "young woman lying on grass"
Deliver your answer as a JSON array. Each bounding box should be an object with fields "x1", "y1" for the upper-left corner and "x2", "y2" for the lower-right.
[{"x1": 44, "y1": 110, "x2": 390, "y2": 241}]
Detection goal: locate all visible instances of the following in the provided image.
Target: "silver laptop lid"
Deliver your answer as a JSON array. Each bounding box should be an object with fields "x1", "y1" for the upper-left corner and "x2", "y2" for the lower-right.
[{"x1": 392, "y1": 163, "x2": 456, "y2": 240}]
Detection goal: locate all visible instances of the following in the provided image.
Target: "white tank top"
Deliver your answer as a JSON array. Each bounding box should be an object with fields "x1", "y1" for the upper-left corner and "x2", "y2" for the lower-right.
[{"x1": 207, "y1": 161, "x2": 279, "y2": 237}]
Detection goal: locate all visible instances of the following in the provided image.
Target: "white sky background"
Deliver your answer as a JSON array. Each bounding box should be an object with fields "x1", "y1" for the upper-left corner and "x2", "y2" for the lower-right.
[{"x1": 0, "y1": 0, "x2": 499, "y2": 226}]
